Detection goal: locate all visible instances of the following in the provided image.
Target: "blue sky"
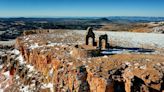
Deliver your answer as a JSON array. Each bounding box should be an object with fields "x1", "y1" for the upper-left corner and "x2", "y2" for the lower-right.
[{"x1": 0, "y1": 0, "x2": 164, "y2": 17}]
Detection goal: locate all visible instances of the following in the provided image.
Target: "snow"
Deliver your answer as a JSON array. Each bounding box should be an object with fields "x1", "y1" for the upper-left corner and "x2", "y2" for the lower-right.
[
  {"x1": 0, "y1": 65, "x2": 3, "y2": 69},
  {"x1": 55, "y1": 48, "x2": 59, "y2": 50},
  {"x1": 29, "y1": 42, "x2": 64, "y2": 50},
  {"x1": 95, "y1": 31, "x2": 164, "y2": 48},
  {"x1": 49, "y1": 68, "x2": 54, "y2": 77},
  {"x1": 19, "y1": 85, "x2": 30, "y2": 92},
  {"x1": 16, "y1": 75, "x2": 20, "y2": 80},
  {"x1": 125, "y1": 62, "x2": 132, "y2": 66},
  {"x1": 16, "y1": 54, "x2": 25, "y2": 65},
  {"x1": 27, "y1": 73, "x2": 32, "y2": 77},
  {"x1": 43, "y1": 83, "x2": 53, "y2": 88},
  {"x1": 26, "y1": 64, "x2": 34, "y2": 72},
  {"x1": 42, "y1": 83, "x2": 54, "y2": 92},
  {"x1": 70, "y1": 51, "x2": 73, "y2": 55},
  {"x1": 25, "y1": 37, "x2": 29, "y2": 41},
  {"x1": 103, "y1": 55, "x2": 108, "y2": 58},
  {"x1": 101, "y1": 49, "x2": 123, "y2": 55},
  {"x1": 11, "y1": 49, "x2": 20, "y2": 55},
  {"x1": 29, "y1": 43, "x2": 39, "y2": 49},
  {"x1": 11, "y1": 49, "x2": 25, "y2": 65},
  {"x1": 47, "y1": 43, "x2": 58, "y2": 46},
  {"x1": 156, "y1": 63, "x2": 161, "y2": 66},
  {"x1": 68, "y1": 62, "x2": 73, "y2": 66},
  {"x1": 0, "y1": 89, "x2": 3, "y2": 92},
  {"x1": 58, "y1": 68, "x2": 64, "y2": 72},
  {"x1": 134, "y1": 63, "x2": 139, "y2": 66},
  {"x1": 11, "y1": 49, "x2": 26, "y2": 65},
  {"x1": 47, "y1": 42, "x2": 64, "y2": 47},
  {"x1": 82, "y1": 61, "x2": 86, "y2": 64},
  {"x1": 3, "y1": 71, "x2": 10, "y2": 79},
  {"x1": 139, "y1": 65, "x2": 147, "y2": 69},
  {"x1": 0, "y1": 51, "x2": 5, "y2": 55},
  {"x1": 75, "y1": 30, "x2": 164, "y2": 49}
]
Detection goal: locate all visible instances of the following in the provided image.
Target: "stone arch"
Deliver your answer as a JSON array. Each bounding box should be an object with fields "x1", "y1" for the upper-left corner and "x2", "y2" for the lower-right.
[
  {"x1": 99, "y1": 34, "x2": 110, "y2": 49},
  {"x1": 86, "y1": 37, "x2": 95, "y2": 46},
  {"x1": 86, "y1": 27, "x2": 96, "y2": 46}
]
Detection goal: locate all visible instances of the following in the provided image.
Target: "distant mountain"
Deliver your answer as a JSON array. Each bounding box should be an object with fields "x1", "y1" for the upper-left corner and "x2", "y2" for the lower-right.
[
  {"x1": 0, "y1": 16, "x2": 164, "y2": 23},
  {"x1": 107, "y1": 16, "x2": 164, "y2": 23},
  {"x1": 0, "y1": 16, "x2": 164, "y2": 31}
]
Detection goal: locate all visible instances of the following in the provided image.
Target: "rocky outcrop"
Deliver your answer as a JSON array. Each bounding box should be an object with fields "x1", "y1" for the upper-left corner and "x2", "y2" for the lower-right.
[{"x1": 1, "y1": 30, "x2": 164, "y2": 92}]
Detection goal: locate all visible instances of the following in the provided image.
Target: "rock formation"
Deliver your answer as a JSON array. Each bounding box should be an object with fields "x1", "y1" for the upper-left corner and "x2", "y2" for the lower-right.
[{"x1": 0, "y1": 29, "x2": 164, "y2": 92}]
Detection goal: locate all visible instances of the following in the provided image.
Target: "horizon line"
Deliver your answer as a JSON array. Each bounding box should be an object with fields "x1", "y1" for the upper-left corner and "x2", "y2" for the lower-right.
[{"x1": 1, "y1": 16, "x2": 164, "y2": 18}]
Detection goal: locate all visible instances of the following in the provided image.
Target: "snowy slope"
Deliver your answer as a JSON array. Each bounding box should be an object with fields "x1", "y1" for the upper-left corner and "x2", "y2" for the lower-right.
[
  {"x1": 96, "y1": 31, "x2": 164, "y2": 48},
  {"x1": 75, "y1": 30, "x2": 164, "y2": 49}
]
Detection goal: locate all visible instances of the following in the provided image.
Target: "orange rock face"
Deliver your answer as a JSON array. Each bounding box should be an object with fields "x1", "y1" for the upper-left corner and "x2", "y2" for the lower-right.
[{"x1": 14, "y1": 30, "x2": 164, "y2": 92}]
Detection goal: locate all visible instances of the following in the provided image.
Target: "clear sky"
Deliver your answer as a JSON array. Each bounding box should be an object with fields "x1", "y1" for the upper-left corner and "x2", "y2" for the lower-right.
[{"x1": 0, "y1": 0, "x2": 164, "y2": 17}]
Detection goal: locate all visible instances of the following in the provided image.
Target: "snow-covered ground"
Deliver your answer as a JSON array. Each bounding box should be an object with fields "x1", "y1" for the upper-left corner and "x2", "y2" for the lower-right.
[
  {"x1": 97, "y1": 31, "x2": 164, "y2": 48},
  {"x1": 75, "y1": 30, "x2": 164, "y2": 49},
  {"x1": 0, "y1": 40, "x2": 16, "y2": 46}
]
